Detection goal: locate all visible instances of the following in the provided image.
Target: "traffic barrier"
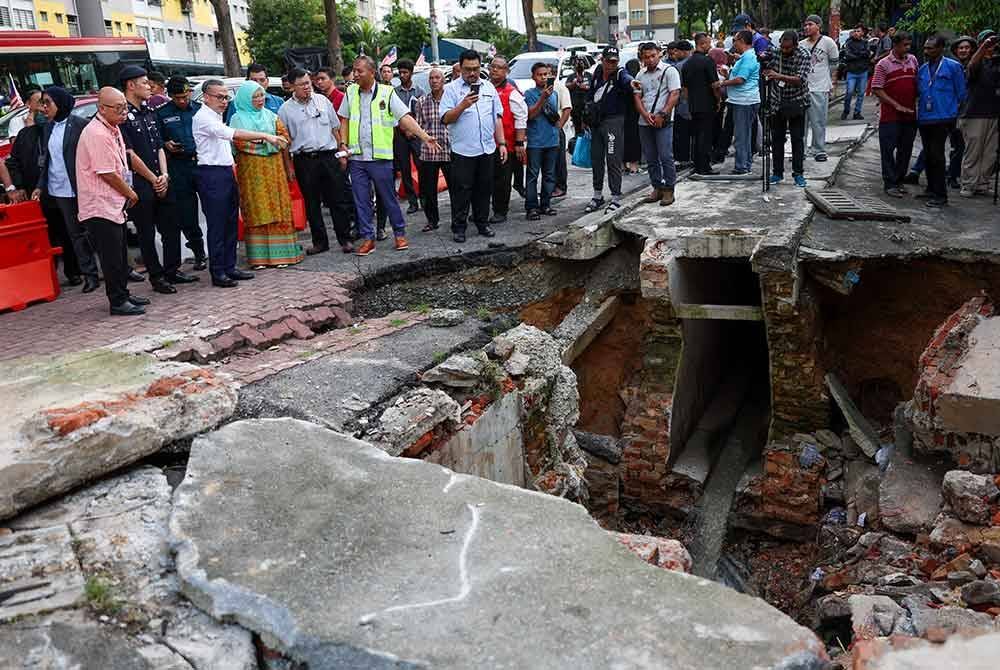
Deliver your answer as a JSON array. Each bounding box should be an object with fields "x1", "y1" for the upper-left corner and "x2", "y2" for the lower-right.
[{"x1": 0, "y1": 201, "x2": 62, "y2": 312}]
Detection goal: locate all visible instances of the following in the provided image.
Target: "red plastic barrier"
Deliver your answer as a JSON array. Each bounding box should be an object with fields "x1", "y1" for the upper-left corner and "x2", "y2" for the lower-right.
[
  {"x1": 0, "y1": 201, "x2": 62, "y2": 312},
  {"x1": 398, "y1": 157, "x2": 448, "y2": 198}
]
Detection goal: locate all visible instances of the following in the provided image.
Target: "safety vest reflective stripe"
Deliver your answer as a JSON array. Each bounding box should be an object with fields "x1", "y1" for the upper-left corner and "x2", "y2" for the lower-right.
[{"x1": 347, "y1": 83, "x2": 395, "y2": 161}]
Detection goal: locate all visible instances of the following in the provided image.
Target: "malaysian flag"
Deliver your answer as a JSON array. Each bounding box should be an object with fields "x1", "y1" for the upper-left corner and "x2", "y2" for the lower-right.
[
  {"x1": 380, "y1": 46, "x2": 398, "y2": 68},
  {"x1": 7, "y1": 73, "x2": 22, "y2": 109},
  {"x1": 415, "y1": 46, "x2": 427, "y2": 68},
  {"x1": 488, "y1": 44, "x2": 496, "y2": 58}
]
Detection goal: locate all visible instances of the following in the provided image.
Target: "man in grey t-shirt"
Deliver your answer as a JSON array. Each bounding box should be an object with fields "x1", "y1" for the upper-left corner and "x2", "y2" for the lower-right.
[{"x1": 800, "y1": 14, "x2": 839, "y2": 161}]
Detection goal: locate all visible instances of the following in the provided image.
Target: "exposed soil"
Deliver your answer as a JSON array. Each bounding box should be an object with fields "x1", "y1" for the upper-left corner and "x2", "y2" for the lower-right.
[{"x1": 519, "y1": 287, "x2": 585, "y2": 332}]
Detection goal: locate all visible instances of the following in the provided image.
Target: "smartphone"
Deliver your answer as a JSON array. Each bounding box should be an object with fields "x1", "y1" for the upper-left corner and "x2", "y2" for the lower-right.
[
  {"x1": 546, "y1": 76, "x2": 555, "y2": 88},
  {"x1": 470, "y1": 83, "x2": 481, "y2": 95}
]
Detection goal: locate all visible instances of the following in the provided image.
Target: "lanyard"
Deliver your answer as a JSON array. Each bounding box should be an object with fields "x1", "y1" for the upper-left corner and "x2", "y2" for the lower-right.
[{"x1": 927, "y1": 59, "x2": 943, "y2": 89}]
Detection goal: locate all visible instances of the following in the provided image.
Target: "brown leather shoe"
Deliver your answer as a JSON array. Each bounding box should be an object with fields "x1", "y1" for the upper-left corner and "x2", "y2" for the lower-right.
[
  {"x1": 394, "y1": 236, "x2": 409, "y2": 251},
  {"x1": 355, "y1": 239, "x2": 376, "y2": 256},
  {"x1": 643, "y1": 188, "x2": 661, "y2": 203},
  {"x1": 659, "y1": 188, "x2": 675, "y2": 206}
]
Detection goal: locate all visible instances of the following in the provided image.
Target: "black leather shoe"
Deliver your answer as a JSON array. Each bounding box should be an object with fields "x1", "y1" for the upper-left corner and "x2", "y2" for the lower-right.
[
  {"x1": 192, "y1": 257, "x2": 208, "y2": 271},
  {"x1": 306, "y1": 244, "x2": 329, "y2": 255},
  {"x1": 66, "y1": 275, "x2": 83, "y2": 287},
  {"x1": 227, "y1": 269, "x2": 255, "y2": 281},
  {"x1": 453, "y1": 232, "x2": 466, "y2": 243},
  {"x1": 165, "y1": 271, "x2": 200, "y2": 284},
  {"x1": 406, "y1": 202, "x2": 420, "y2": 214},
  {"x1": 110, "y1": 301, "x2": 145, "y2": 316},
  {"x1": 128, "y1": 294, "x2": 151, "y2": 306},
  {"x1": 476, "y1": 225, "x2": 495, "y2": 238},
  {"x1": 376, "y1": 229, "x2": 389, "y2": 241},
  {"x1": 489, "y1": 214, "x2": 507, "y2": 225},
  {"x1": 212, "y1": 276, "x2": 238, "y2": 288},
  {"x1": 82, "y1": 277, "x2": 100, "y2": 293},
  {"x1": 128, "y1": 269, "x2": 146, "y2": 283},
  {"x1": 151, "y1": 280, "x2": 177, "y2": 294},
  {"x1": 697, "y1": 169, "x2": 721, "y2": 176}
]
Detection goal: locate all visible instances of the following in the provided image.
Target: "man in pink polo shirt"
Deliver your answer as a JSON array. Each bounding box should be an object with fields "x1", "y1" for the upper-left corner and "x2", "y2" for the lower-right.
[{"x1": 76, "y1": 87, "x2": 144, "y2": 316}]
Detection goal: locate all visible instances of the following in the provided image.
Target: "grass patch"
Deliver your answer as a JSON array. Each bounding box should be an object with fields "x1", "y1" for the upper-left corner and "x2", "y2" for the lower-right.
[
  {"x1": 160, "y1": 339, "x2": 177, "y2": 349},
  {"x1": 84, "y1": 575, "x2": 121, "y2": 616},
  {"x1": 349, "y1": 326, "x2": 365, "y2": 335},
  {"x1": 389, "y1": 318, "x2": 407, "y2": 328},
  {"x1": 413, "y1": 303, "x2": 431, "y2": 315},
  {"x1": 432, "y1": 351, "x2": 447, "y2": 364},
  {"x1": 476, "y1": 307, "x2": 492, "y2": 321}
]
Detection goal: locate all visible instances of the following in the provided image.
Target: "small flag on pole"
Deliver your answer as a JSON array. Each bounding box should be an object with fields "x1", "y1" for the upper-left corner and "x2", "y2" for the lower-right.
[
  {"x1": 488, "y1": 44, "x2": 497, "y2": 58},
  {"x1": 8, "y1": 73, "x2": 23, "y2": 109},
  {"x1": 380, "y1": 46, "x2": 398, "y2": 68},
  {"x1": 415, "y1": 45, "x2": 427, "y2": 68}
]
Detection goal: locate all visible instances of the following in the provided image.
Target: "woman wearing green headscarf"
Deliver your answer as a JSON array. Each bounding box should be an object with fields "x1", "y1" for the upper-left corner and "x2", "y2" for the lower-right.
[{"x1": 230, "y1": 80, "x2": 303, "y2": 267}]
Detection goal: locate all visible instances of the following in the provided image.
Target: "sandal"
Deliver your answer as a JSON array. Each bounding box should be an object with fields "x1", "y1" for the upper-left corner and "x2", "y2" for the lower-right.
[
  {"x1": 540, "y1": 207, "x2": 558, "y2": 216},
  {"x1": 583, "y1": 197, "x2": 605, "y2": 213},
  {"x1": 604, "y1": 201, "x2": 622, "y2": 214},
  {"x1": 526, "y1": 209, "x2": 541, "y2": 221}
]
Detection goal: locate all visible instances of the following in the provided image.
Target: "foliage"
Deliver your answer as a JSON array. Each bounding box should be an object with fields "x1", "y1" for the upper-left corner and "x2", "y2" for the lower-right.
[
  {"x1": 356, "y1": 19, "x2": 382, "y2": 57},
  {"x1": 382, "y1": 1, "x2": 431, "y2": 61},
  {"x1": 447, "y1": 12, "x2": 526, "y2": 57},
  {"x1": 543, "y1": 0, "x2": 598, "y2": 37},
  {"x1": 675, "y1": 0, "x2": 900, "y2": 39},
  {"x1": 900, "y1": 0, "x2": 1000, "y2": 35},
  {"x1": 84, "y1": 575, "x2": 121, "y2": 616},
  {"x1": 246, "y1": 0, "x2": 361, "y2": 73}
]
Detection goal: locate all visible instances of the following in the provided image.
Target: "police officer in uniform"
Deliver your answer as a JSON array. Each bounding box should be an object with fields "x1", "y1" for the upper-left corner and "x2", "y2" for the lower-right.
[
  {"x1": 119, "y1": 65, "x2": 198, "y2": 294},
  {"x1": 157, "y1": 76, "x2": 208, "y2": 270}
]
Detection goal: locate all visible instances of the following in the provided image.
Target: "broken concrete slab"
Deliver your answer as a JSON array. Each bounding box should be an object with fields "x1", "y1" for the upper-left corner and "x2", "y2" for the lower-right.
[
  {"x1": 0, "y1": 350, "x2": 236, "y2": 521},
  {"x1": 427, "y1": 308, "x2": 466, "y2": 327},
  {"x1": 611, "y1": 532, "x2": 692, "y2": 572},
  {"x1": 826, "y1": 373, "x2": 881, "y2": 458},
  {"x1": 942, "y1": 470, "x2": 999, "y2": 526},
  {"x1": 554, "y1": 295, "x2": 619, "y2": 364},
  {"x1": 419, "y1": 352, "x2": 485, "y2": 387},
  {"x1": 171, "y1": 418, "x2": 827, "y2": 669},
  {"x1": 849, "y1": 594, "x2": 914, "y2": 640},
  {"x1": 0, "y1": 524, "x2": 84, "y2": 622},
  {"x1": 936, "y1": 315, "x2": 1000, "y2": 435},
  {"x1": 879, "y1": 454, "x2": 945, "y2": 534},
  {"x1": 371, "y1": 387, "x2": 461, "y2": 457},
  {"x1": 855, "y1": 631, "x2": 1000, "y2": 669}
]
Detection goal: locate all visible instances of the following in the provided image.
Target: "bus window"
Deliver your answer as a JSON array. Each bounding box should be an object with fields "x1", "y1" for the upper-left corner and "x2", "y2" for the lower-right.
[{"x1": 54, "y1": 54, "x2": 99, "y2": 94}]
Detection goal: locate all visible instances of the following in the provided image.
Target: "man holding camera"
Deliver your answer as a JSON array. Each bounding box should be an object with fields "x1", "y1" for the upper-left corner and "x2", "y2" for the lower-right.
[
  {"x1": 958, "y1": 30, "x2": 1000, "y2": 198},
  {"x1": 441, "y1": 49, "x2": 507, "y2": 244},
  {"x1": 633, "y1": 42, "x2": 681, "y2": 206},
  {"x1": 763, "y1": 30, "x2": 812, "y2": 187}
]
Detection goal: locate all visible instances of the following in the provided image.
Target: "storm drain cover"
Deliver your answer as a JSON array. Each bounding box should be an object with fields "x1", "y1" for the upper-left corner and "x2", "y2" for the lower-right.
[{"x1": 805, "y1": 188, "x2": 910, "y2": 222}]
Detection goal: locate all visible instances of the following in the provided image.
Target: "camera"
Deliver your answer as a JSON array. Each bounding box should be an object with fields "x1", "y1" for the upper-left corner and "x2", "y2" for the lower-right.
[{"x1": 758, "y1": 50, "x2": 776, "y2": 70}]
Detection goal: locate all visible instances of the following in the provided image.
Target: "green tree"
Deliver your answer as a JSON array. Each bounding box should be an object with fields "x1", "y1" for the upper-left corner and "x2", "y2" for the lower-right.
[
  {"x1": 543, "y1": 0, "x2": 598, "y2": 37},
  {"x1": 901, "y1": 0, "x2": 1000, "y2": 34},
  {"x1": 356, "y1": 19, "x2": 383, "y2": 57},
  {"x1": 246, "y1": 0, "x2": 360, "y2": 73},
  {"x1": 448, "y1": 12, "x2": 526, "y2": 56},
  {"x1": 382, "y1": 1, "x2": 431, "y2": 61}
]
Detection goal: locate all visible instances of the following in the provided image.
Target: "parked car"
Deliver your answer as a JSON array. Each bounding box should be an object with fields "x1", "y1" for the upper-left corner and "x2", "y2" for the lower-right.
[
  {"x1": 189, "y1": 76, "x2": 285, "y2": 102},
  {"x1": 507, "y1": 51, "x2": 596, "y2": 92},
  {"x1": 0, "y1": 95, "x2": 99, "y2": 159}
]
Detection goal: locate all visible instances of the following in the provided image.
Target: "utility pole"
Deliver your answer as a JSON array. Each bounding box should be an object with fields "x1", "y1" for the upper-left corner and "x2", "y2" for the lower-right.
[
  {"x1": 829, "y1": 0, "x2": 841, "y2": 41},
  {"x1": 429, "y1": 0, "x2": 440, "y2": 63}
]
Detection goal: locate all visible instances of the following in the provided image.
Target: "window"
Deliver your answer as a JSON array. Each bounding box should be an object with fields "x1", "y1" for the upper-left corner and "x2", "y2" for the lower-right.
[
  {"x1": 67, "y1": 15, "x2": 79, "y2": 36},
  {"x1": 40, "y1": 11, "x2": 49, "y2": 21},
  {"x1": 137, "y1": 25, "x2": 149, "y2": 39},
  {"x1": 56, "y1": 13, "x2": 64, "y2": 23},
  {"x1": 0, "y1": 7, "x2": 10, "y2": 27},
  {"x1": 168, "y1": 28, "x2": 174, "y2": 37},
  {"x1": 213, "y1": 31, "x2": 221, "y2": 50},
  {"x1": 114, "y1": 21, "x2": 122, "y2": 33},
  {"x1": 153, "y1": 27, "x2": 165, "y2": 43},
  {"x1": 104, "y1": 19, "x2": 113, "y2": 36},
  {"x1": 629, "y1": 9, "x2": 645, "y2": 21},
  {"x1": 126, "y1": 22, "x2": 133, "y2": 32},
  {"x1": 13, "y1": 8, "x2": 36, "y2": 29}
]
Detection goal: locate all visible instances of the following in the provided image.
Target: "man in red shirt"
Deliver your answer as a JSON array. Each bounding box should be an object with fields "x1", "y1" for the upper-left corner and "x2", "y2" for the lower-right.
[
  {"x1": 872, "y1": 31, "x2": 919, "y2": 198},
  {"x1": 312, "y1": 67, "x2": 344, "y2": 109}
]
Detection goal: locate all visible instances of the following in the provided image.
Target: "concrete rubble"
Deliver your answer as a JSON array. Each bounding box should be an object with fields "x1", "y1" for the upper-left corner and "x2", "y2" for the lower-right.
[
  {"x1": 170, "y1": 417, "x2": 827, "y2": 669},
  {"x1": 0, "y1": 350, "x2": 237, "y2": 520}
]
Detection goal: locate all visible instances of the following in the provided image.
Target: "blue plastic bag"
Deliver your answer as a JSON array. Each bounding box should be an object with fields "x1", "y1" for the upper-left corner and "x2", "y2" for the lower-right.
[{"x1": 572, "y1": 131, "x2": 592, "y2": 169}]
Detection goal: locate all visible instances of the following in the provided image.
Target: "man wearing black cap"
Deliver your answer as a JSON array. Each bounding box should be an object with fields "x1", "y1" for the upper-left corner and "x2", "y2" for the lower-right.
[
  {"x1": 585, "y1": 45, "x2": 634, "y2": 214},
  {"x1": 119, "y1": 65, "x2": 197, "y2": 293},
  {"x1": 157, "y1": 75, "x2": 207, "y2": 270}
]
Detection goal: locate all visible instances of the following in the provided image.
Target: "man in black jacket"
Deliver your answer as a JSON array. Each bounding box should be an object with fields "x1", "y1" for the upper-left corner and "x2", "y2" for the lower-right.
[
  {"x1": 840, "y1": 24, "x2": 871, "y2": 120},
  {"x1": 32, "y1": 86, "x2": 100, "y2": 292}
]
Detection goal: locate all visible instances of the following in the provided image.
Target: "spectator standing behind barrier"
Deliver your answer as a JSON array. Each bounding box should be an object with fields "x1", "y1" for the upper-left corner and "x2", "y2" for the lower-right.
[
  {"x1": 800, "y1": 15, "x2": 839, "y2": 162},
  {"x1": 75, "y1": 88, "x2": 144, "y2": 315},
  {"x1": 147, "y1": 71, "x2": 168, "y2": 109},
  {"x1": 634, "y1": 42, "x2": 681, "y2": 206},
  {"x1": 157, "y1": 76, "x2": 208, "y2": 271},
  {"x1": 958, "y1": 31, "x2": 1000, "y2": 198},
  {"x1": 394, "y1": 59, "x2": 426, "y2": 215},
  {"x1": 840, "y1": 25, "x2": 871, "y2": 120},
  {"x1": 413, "y1": 68, "x2": 452, "y2": 232},
  {"x1": 715, "y1": 30, "x2": 760, "y2": 175},
  {"x1": 523, "y1": 63, "x2": 561, "y2": 220},
  {"x1": 565, "y1": 57, "x2": 593, "y2": 138},
  {"x1": 763, "y1": 31, "x2": 812, "y2": 188},
  {"x1": 440, "y1": 49, "x2": 507, "y2": 244},
  {"x1": 488, "y1": 55, "x2": 527, "y2": 225},
  {"x1": 685, "y1": 33, "x2": 723, "y2": 176},
  {"x1": 32, "y1": 86, "x2": 100, "y2": 293},
  {"x1": 915, "y1": 34, "x2": 967, "y2": 209},
  {"x1": 584, "y1": 46, "x2": 634, "y2": 214},
  {"x1": 871, "y1": 31, "x2": 919, "y2": 198},
  {"x1": 280, "y1": 68, "x2": 354, "y2": 255}
]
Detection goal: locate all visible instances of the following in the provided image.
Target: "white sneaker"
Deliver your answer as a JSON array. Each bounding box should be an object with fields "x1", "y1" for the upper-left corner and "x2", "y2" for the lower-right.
[{"x1": 959, "y1": 187, "x2": 975, "y2": 198}]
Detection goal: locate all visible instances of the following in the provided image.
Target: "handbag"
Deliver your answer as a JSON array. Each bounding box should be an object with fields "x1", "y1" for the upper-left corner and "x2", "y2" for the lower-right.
[
  {"x1": 584, "y1": 70, "x2": 618, "y2": 127},
  {"x1": 571, "y1": 130, "x2": 592, "y2": 169},
  {"x1": 290, "y1": 180, "x2": 307, "y2": 232}
]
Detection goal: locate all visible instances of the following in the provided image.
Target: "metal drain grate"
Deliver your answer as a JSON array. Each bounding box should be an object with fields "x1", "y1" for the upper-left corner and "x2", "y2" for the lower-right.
[{"x1": 805, "y1": 188, "x2": 910, "y2": 222}]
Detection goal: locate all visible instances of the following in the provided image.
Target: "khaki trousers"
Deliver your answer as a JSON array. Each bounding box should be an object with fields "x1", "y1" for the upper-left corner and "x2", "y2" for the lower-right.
[{"x1": 958, "y1": 117, "x2": 999, "y2": 191}]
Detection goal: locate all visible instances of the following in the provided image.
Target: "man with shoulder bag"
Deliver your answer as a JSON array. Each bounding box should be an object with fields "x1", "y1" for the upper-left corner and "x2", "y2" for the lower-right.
[
  {"x1": 633, "y1": 42, "x2": 681, "y2": 205},
  {"x1": 584, "y1": 46, "x2": 635, "y2": 214},
  {"x1": 763, "y1": 30, "x2": 813, "y2": 187}
]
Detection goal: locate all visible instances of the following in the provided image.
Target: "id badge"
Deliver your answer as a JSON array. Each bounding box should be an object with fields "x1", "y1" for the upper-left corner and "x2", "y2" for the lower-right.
[
  {"x1": 125, "y1": 170, "x2": 133, "y2": 187},
  {"x1": 924, "y1": 99, "x2": 933, "y2": 112},
  {"x1": 778, "y1": 80, "x2": 786, "y2": 88}
]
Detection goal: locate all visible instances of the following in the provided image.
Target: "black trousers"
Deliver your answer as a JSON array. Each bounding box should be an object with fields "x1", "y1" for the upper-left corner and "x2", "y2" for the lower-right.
[
  {"x1": 492, "y1": 148, "x2": 515, "y2": 217},
  {"x1": 673, "y1": 116, "x2": 692, "y2": 162},
  {"x1": 393, "y1": 131, "x2": 421, "y2": 205},
  {"x1": 878, "y1": 121, "x2": 918, "y2": 189},
  {"x1": 52, "y1": 196, "x2": 98, "y2": 280},
  {"x1": 690, "y1": 112, "x2": 715, "y2": 174},
  {"x1": 166, "y1": 157, "x2": 205, "y2": 259},
  {"x1": 43, "y1": 199, "x2": 80, "y2": 279},
  {"x1": 449, "y1": 152, "x2": 494, "y2": 233},
  {"x1": 130, "y1": 190, "x2": 179, "y2": 281},
  {"x1": 419, "y1": 160, "x2": 450, "y2": 227},
  {"x1": 85, "y1": 217, "x2": 128, "y2": 307},
  {"x1": 919, "y1": 122, "x2": 952, "y2": 200},
  {"x1": 293, "y1": 152, "x2": 353, "y2": 247},
  {"x1": 770, "y1": 111, "x2": 806, "y2": 177},
  {"x1": 556, "y1": 128, "x2": 568, "y2": 191}
]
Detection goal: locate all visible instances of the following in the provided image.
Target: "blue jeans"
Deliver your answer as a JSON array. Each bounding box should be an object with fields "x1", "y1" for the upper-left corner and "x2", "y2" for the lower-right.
[
  {"x1": 194, "y1": 165, "x2": 239, "y2": 279},
  {"x1": 732, "y1": 104, "x2": 758, "y2": 173},
  {"x1": 349, "y1": 160, "x2": 405, "y2": 240},
  {"x1": 525, "y1": 146, "x2": 557, "y2": 211},
  {"x1": 638, "y1": 123, "x2": 676, "y2": 189},
  {"x1": 843, "y1": 71, "x2": 868, "y2": 115}
]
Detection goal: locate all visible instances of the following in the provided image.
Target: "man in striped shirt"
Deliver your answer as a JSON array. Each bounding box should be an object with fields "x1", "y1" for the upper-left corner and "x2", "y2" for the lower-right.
[
  {"x1": 413, "y1": 68, "x2": 450, "y2": 232},
  {"x1": 871, "y1": 31, "x2": 919, "y2": 197}
]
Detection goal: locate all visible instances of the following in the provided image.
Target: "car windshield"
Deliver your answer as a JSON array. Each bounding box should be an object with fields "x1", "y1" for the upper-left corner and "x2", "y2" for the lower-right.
[
  {"x1": 509, "y1": 58, "x2": 558, "y2": 79},
  {"x1": 0, "y1": 100, "x2": 98, "y2": 139}
]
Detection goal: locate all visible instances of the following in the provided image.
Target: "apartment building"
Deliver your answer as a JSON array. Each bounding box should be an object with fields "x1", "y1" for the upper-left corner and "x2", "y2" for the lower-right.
[
  {"x1": 617, "y1": 0, "x2": 678, "y2": 42},
  {"x1": 0, "y1": 0, "x2": 250, "y2": 69}
]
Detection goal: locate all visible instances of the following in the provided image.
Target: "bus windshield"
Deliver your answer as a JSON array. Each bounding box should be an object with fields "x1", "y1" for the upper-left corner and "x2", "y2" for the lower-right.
[{"x1": 4, "y1": 51, "x2": 149, "y2": 95}]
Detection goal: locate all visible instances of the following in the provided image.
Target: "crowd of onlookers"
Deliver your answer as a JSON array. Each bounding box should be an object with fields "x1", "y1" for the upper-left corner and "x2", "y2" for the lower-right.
[{"x1": 2, "y1": 12, "x2": 997, "y2": 317}]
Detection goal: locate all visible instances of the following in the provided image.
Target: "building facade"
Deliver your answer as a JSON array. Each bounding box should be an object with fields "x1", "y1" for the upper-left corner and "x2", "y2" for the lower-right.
[
  {"x1": 618, "y1": 0, "x2": 678, "y2": 42},
  {"x1": 0, "y1": 0, "x2": 250, "y2": 69}
]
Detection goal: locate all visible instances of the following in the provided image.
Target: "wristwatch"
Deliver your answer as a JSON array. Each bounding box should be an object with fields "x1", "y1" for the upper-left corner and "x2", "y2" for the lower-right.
[
  {"x1": 514, "y1": 141, "x2": 525, "y2": 147},
  {"x1": 4, "y1": 185, "x2": 15, "y2": 193}
]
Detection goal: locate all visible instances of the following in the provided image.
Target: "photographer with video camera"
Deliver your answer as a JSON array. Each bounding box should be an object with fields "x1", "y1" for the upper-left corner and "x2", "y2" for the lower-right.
[{"x1": 762, "y1": 30, "x2": 813, "y2": 188}]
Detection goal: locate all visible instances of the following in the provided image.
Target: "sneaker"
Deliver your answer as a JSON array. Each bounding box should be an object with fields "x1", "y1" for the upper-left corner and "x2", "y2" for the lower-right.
[
  {"x1": 852, "y1": 112, "x2": 864, "y2": 120},
  {"x1": 551, "y1": 189, "x2": 567, "y2": 199},
  {"x1": 769, "y1": 174, "x2": 784, "y2": 185},
  {"x1": 355, "y1": 239, "x2": 376, "y2": 256},
  {"x1": 959, "y1": 187, "x2": 975, "y2": 198},
  {"x1": 526, "y1": 209, "x2": 541, "y2": 221},
  {"x1": 901, "y1": 172, "x2": 920, "y2": 185},
  {"x1": 814, "y1": 153, "x2": 828, "y2": 162},
  {"x1": 841, "y1": 110, "x2": 849, "y2": 120},
  {"x1": 394, "y1": 237, "x2": 409, "y2": 251},
  {"x1": 947, "y1": 177, "x2": 961, "y2": 190},
  {"x1": 884, "y1": 187, "x2": 905, "y2": 198},
  {"x1": 925, "y1": 198, "x2": 947, "y2": 209},
  {"x1": 793, "y1": 175, "x2": 807, "y2": 188}
]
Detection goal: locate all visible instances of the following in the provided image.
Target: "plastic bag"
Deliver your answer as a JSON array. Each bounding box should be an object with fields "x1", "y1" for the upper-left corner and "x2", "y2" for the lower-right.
[{"x1": 571, "y1": 131, "x2": 592, "y2": 169}]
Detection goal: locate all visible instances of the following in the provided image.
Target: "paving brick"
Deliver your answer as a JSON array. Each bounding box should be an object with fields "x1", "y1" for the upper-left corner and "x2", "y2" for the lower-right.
[
  {"x1": 209, "y1": 330, "x2": 247, "y2": 357},
  {"x1": 283, "y1": 317, "x2": 315, "y2": 340},
  {"x1": 235, "y1": 324, "x2": 268, "y2": 348}
]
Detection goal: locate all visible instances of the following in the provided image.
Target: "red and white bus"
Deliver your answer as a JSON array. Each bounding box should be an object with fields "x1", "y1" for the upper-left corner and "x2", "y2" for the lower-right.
[{"x1": 0, "y1": 30, "x2": 152, "y2": 97}]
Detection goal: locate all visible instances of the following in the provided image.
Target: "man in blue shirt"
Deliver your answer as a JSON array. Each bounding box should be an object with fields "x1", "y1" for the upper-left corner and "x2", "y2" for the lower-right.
[
  {"x1": 916, "y1": 34, "x2": 967, "y2": 208},
  {"x1": 157, "y1": 76, "x2": 207, "y2": 270},
  {"x1": 524, "y1": 63, "x2": 561, "y2": 220},
  {"x1": 716, "y1": 30, "x2": 761, "y2": 174},
  {"x1": 585, "y1": 46, "x2": 634, "y2": 214},
  {"x1": 440, "y1": 49, "x2": 508, "y2": 244}
]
